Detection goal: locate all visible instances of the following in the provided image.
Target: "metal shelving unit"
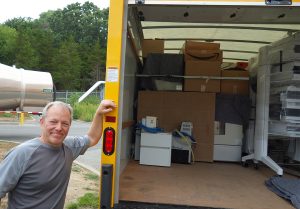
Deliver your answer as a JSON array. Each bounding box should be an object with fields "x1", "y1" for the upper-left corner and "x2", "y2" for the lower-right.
[{"x1": 242, "y1": 32, "x2": 300, "y2": 176}]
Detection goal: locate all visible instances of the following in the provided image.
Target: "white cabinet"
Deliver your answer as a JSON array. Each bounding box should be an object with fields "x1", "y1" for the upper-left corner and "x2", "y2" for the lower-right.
[
  {"x1": 214, "y1": 123, "x2": 243, "y2": 162},
  {"x1": 214, "y1": 145, "x2": 242, "y2": 162},
  {"x1": 140, "y1": 132, "x2": 172, "y2": 167}
]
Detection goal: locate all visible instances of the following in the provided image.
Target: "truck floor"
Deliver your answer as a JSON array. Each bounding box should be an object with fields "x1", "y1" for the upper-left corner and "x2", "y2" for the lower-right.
[{"x1": 118, "y1": 160, "x2": 295, "y2": 209}]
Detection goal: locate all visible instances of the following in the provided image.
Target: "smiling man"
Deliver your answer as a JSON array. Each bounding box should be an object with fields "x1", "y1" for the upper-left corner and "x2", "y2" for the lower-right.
[{"x1": 0, "y1": 100, "x2": 116, "y2": 209}]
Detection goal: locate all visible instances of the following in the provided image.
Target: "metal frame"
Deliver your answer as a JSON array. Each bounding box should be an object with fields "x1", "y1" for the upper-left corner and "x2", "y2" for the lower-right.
[
  {"x1": 129, "y1": 0, "x2": 300, "y2": 6},
  {"x1": 101, "y1": 0, "x2": 128, "y2": 207},
  {"x1": 142, "y1": 25, "x2": 300, "y2": 33}
]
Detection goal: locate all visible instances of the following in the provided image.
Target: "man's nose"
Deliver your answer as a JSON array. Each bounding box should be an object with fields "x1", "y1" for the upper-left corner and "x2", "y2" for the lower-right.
[{"x1": 55, "y1": 123, "x2": 63, "y2": 130}]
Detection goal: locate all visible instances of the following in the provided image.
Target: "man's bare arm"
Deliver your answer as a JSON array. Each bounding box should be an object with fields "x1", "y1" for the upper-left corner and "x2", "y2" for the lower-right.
[{"x1": 87, "y1": 100, "x2": 116, "y2": 147}]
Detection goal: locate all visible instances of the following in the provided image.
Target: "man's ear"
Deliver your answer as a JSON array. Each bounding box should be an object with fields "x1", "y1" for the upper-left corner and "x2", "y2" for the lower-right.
[{"x1": 40, "y1": 117, "x2": 44, "y2": 126}]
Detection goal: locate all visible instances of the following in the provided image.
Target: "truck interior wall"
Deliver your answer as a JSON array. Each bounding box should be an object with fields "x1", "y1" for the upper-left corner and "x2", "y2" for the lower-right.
[{"x1": 119, "y1": 36, "x2": 140, "y2": 174}]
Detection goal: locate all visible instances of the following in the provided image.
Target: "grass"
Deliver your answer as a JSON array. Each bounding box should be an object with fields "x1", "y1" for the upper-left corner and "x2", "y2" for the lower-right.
[
  {"x1": 84, "y1": 173, "x2": 99, "y2": 181},
  {"x1": 68, "y1": 94, "x2": 101, "y2": 122},
  {"x1": 0, "y1": 112, "x2": 32, "y2": 119},
  {"x1": 0, "y1": 113, "x2": 15, "y2": 118},
  {"x1": 73, "y1": 103, "x2": 99, "y2": 122},
  {"x1": 71, "y1": 164, "x2": 82, "y2": 172},
  {"x1": 66, "y1": 193, "x2": 99, "y2": 209}
]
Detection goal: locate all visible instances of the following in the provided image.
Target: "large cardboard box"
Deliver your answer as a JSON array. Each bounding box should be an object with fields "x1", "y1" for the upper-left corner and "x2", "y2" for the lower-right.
[
  {"x1": 183, "y1": 41, "x2": 222, "y2": 62},
  {"x1": 184, "y1": 60, "x2": 221, "y2": 92},
  {"x1": 184, "y1": 40, "x2": 220, "y2": 50},
  {"x1": 137, "y1": 91, "x2": 215, "y2": 162},
  {"x1": 221, "y1": 70, "x2": 249, "y2": 95},
  {"x1": 142, "y1": 40, "x2": 164, "y2": 58},
  {"x1": 185, "y1": 50, "x2": 223, "y2": 62}
]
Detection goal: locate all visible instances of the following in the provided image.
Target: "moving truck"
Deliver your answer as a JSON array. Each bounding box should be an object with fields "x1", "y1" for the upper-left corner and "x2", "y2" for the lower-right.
[{"x1": 100, "y1": 0, "x2": 300, "y2": 208}]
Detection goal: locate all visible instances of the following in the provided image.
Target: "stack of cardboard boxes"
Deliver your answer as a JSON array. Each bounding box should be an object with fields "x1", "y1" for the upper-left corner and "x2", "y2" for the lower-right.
[
  {"x1": 183, "y1": 41, "x2": 222, "y2": 93},
  {"x1": 137, "y1": 40, "x2": 250, "y2": 163}
]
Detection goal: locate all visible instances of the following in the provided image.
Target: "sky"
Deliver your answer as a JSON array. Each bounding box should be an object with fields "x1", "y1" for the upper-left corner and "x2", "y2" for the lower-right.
[{"x1": 0, "y1": 0, "x2": 110, "y2": 23}]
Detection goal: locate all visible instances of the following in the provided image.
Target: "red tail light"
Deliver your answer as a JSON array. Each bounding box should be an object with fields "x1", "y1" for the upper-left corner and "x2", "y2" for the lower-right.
[{"x1": 103, "y1": 127, "x2": 115, "y2": 155}]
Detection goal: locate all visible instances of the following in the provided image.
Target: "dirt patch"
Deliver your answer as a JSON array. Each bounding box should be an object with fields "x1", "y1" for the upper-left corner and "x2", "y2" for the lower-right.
[{"x1": 0, "y1": 141, "x2": 99, "y2": 209}]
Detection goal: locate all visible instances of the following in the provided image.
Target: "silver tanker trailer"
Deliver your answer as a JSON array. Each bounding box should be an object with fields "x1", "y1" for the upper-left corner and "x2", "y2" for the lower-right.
[{"x1": 0, "y1": 63, "x2": 54, "y2": 111}]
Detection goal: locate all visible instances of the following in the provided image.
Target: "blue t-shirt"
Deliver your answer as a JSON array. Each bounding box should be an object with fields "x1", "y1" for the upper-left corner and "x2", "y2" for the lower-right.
[{"x1": 0, "y1": 136, "x2": 90, "y2": 209}]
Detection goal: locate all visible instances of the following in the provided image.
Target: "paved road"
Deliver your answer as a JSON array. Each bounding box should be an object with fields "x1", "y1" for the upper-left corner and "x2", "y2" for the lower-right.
[{"x1": 0, "y1": 119, "x2": 101, "y2": 175}]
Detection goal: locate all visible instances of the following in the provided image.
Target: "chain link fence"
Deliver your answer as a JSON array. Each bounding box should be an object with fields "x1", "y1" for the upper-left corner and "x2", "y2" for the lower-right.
[{"x1": 55, "y1": 88, "x2": 104, "y2": 104}]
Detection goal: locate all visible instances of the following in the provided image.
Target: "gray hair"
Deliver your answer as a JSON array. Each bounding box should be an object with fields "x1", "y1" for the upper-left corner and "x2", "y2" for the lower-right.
[{"x1": 42, "y1": 101, "x2": 73, "y2": 122}]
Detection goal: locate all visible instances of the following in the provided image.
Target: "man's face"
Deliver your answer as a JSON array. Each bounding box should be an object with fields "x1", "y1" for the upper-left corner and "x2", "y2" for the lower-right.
[{"x1": 40, "y1": 105, "x2": 71, "y2": 147}]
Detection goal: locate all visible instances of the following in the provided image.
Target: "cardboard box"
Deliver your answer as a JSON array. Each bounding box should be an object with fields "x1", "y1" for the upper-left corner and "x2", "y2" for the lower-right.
[
  {"x1": 184, "y1": 79, "x2": 220, "y2": 93},
  {"x1": 184, "y1": 40, "x2": 220, "y2": 50},
  {"x1": 142, "y1": 40, "x2": 164, "y2": 58},
  {"x1": 185, "y1": 50, "x2": 223, "y2": 62},
  {"x1": 185, "y1": 60, "x2": 221, "y2": 76},
  {"x1": 184, "y1": 60, "x2": 221, "y2": 92},
  {"x1": 221, "y1": 70, "x2": 249, "y2": 95},
  {"x1": 196, "y1": 142, "x2": 214, "y2": 162},
  {"x1": 183, "y1": 41, "x2": 222, "y2": 62},
  {"x1": 137, "y1": 91, "x2": 215, "y2": 162}
]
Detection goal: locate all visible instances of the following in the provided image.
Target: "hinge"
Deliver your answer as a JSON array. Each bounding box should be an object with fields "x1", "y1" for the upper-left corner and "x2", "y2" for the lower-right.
[{"x1": 135, "y1": 0, "x2": 145, "y2": 4}]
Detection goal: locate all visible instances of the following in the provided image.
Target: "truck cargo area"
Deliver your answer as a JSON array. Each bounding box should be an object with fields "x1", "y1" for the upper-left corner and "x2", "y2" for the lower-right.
[
  {"x1": 104, "y1": 1, "x2": 300, "y2": 209},
  {"x1": 118, "y1": 161, "x2": 295, "y2": 209}
]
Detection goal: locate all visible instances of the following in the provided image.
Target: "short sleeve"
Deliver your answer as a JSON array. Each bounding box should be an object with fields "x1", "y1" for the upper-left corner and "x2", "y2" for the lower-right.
[
  {"x1": 0, "y1": 147, "x2": 29, "y2": 198},
  {"x1": 63, "y1": 135, "x2": 90, "y2": 159}
]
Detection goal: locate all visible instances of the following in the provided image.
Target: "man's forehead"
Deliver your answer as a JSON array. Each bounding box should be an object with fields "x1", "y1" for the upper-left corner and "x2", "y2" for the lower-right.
[
  {"x1": 46, "y1": 105, "x2": 71, "y2": 118},
  {"x1": 48, "y1": 105, "x2": 70, "y2": 112}
]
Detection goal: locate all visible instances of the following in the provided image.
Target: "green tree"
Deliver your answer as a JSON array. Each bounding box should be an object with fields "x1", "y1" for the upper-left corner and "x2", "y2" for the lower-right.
[
  {"x1": 29, "y1": 25, "x2": 55, "y2": 71},
  {"x1": 15, "y1": 32, "x2": 39, "y2": 69},
  {"x1": 0, "y1": 25, "x2": 17, "y2": 65},
  {"x1": 4, "y1": 17, "x2": 34, "y2": 31},
  {"x1": 37, "y1": 10, "x2": 55, "y2": 31},
  {"x1": 51, "y1": 37, "x2": 82, "y2": 90},
  {"x1": 99, "y1": 8, "x2": 108, "y2": 48},
  {"x1": 47, "y1": 2, "x2": 106, "y2": 46},
  {"x1": 0, "y1": 2, "x2": 109, "y2": 91},
  {"x1": 78, "y1": 40, "x2": 106, "y2": 89},
  {"x1": 4, "y1": 17, "x2": 41, "y2": 70}
]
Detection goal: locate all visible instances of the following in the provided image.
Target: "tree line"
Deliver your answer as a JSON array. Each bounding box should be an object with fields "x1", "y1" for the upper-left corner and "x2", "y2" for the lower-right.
[{"x1": 0, "y1": 1, "x2": 108, "y2": 90}]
